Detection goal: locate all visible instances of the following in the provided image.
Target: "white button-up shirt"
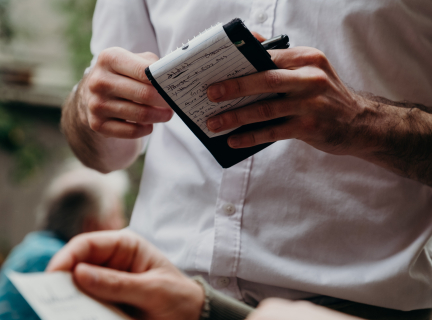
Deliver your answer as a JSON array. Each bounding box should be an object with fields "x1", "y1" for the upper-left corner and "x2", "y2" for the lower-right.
[{"x1": 89, "y1": 0, "x2": 432, "y2": 311}]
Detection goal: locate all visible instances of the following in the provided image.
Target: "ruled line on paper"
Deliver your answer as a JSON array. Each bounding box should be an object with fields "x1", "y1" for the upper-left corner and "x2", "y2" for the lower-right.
[{"x1": 150, "y1": 24, "x2": 274, "y2": 137}]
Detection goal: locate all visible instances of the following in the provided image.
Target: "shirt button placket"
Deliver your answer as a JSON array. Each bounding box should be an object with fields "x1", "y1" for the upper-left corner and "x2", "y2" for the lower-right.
[
  {"x1": 216, "y1": 277, "x2": 231, "y2": 289},
  {"x1": 223, "y1": 203, "x2": 236, "y2": 216},
  {"x1": 255, "y1": 12, "x2": 268, "y2": 24},
  {"x1": 249, "y1": 0, "x2": 278, "y2": 39},
  {"x1": 209, "y1": 157, "x2": 253, "y2": 300}
]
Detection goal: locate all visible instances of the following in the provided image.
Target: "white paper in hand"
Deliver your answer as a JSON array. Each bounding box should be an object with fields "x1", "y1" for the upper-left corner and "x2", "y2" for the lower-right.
[
  {"x1": 8, "y1": 271, "x2": 133, "y2": 320},
  {"x1": 149, "y1": 23, "x2": 273, "y2": 138}
]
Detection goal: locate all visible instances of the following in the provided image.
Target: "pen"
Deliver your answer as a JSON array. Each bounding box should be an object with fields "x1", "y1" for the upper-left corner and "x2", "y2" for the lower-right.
[{"x1": 261, "y1": 34, "x2": 290, "y2": 50}]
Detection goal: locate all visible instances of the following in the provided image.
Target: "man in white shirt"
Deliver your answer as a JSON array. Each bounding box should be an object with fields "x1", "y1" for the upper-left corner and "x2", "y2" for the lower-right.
[{"x1": 61, "y1": 0, "x2": 432, "y2": 318}]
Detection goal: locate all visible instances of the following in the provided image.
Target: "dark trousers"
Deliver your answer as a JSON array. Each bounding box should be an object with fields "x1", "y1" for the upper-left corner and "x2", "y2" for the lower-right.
[{"x1": 325, "y1": 300, "x2": 431, "y2": 320}]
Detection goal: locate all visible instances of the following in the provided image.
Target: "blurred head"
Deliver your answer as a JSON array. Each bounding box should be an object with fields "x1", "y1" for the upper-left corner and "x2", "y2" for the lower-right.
[{"x1": 36, "y1": 160, "x2": 129, "y2": 241}]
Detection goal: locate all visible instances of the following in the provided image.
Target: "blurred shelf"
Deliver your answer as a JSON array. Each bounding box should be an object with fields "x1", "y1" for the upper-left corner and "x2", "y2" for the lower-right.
[{"x1": 0, "y1": 84, "x2": 71, "y2": 108}]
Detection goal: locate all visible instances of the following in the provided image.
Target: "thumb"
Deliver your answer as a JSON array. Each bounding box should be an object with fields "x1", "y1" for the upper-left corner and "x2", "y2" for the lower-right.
[
  {"x1": 74, "y1": 263, "x2": 146, "y2": 309},
  {"x1": 137, "y1": 51, "x2": 160, "y2": 64}
]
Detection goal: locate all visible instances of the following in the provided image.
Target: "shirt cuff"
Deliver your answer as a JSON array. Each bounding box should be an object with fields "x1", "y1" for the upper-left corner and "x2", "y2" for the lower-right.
[{"x1": 192, "y1": 276, "x2": 254, "y2": 320}]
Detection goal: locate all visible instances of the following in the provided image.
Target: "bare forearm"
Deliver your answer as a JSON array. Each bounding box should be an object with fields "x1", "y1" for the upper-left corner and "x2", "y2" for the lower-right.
[
  {"x1": 60, "y1": 49, "x2": 173, "y2": 173},
  {"x1": 352, "y1": 94, "x2": 432, "y2": 187},
  {"x1": 202, "y1": 47, "x2": 432, "y2": 187},
  {"x1": 61, "y1": 78, "x2": 141, "y2": 173}
]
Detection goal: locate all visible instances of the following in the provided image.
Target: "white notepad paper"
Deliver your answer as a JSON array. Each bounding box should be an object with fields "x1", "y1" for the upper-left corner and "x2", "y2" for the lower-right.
[
  {"x1": 8, "y1": 271, "x2": 132, "y2": 320},
  {"x1": 149, "y1": 23, "x2": 273, "y2": 138}
]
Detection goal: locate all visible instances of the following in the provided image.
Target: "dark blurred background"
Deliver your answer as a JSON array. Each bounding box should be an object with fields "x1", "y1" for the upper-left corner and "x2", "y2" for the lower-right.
[{"x1": 0, "y1": 0, "x2": 143, "y2": 266}]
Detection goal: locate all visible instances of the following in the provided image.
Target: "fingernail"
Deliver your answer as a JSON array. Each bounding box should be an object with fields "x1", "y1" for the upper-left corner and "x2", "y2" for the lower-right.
[
  {"x1": 229, "y1": 136, "x2": 241, "y2": 148},
  {"x1": 207, "y1": 117, "x2": 222, "y2": 131},
  {"x1": 164, "y1": 110, "x2": 174, "y2": 121},
  {"x1": 207, "y1": 84, "x2": 225, "y2": 101}
]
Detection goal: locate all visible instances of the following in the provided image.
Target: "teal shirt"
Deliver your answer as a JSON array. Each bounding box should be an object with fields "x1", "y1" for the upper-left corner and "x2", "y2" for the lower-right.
[{"x1": 0, "y1": 231, "x2": 66, "y2": 320}]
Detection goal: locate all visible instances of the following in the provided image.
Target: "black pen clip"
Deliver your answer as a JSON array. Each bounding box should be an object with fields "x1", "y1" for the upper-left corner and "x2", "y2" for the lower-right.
[{"x1": 261, "y1": 35, "x2": 290, "y2": 50}]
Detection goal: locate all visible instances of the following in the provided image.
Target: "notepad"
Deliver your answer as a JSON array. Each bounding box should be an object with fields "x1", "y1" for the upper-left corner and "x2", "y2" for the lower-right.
[
  {"x1": 146, "y1": 18, "x2": 289, "y2": 168},
  {"x1": 149, "y1": 23, "x2": 273, "y2": 138},
  {"x1": 8, "y1": 271, "x2": 132, "y2": 320}
]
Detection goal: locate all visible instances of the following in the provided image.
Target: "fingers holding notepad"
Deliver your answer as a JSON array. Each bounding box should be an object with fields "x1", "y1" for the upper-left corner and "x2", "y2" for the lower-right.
[
  {"x1": 83, "y1": 47, "x2": 173, "y2": 139},
  {"x1": 205, "y1": 46, "x2": 364, "y2": 156}
]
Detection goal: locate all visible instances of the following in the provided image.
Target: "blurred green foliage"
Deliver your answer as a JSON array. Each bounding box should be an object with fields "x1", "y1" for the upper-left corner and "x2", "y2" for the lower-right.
[
  {"x1": 55, "y1": 0, "x2": 97, "y2": 81},
  {"x1": 0, "y1": 0, "x2": 13, "y2": 43},
  {"x1": 0, "y1": 0, "x2": 98, "y2": 182},
  {"x1": 0, "y1": 104, "x2": 47, "y2": 183},
  {"x1": 0, "y1": 0, "x2": 142, "y2": 215}
]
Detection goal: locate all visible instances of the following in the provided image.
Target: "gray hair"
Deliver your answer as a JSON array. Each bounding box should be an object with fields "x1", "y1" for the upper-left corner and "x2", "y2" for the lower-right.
[{"x1": 36, "y1": 160, "x2": 129, "y2": 241}]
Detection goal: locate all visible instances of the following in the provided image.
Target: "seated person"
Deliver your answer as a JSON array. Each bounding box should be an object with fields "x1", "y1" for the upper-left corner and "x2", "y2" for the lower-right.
[
  {"x1": 47, "y1": 229, "x2": 363, "y2": 320},
  {"x1": 0, "y1": 162, "x2": 128, "y2": 319}
]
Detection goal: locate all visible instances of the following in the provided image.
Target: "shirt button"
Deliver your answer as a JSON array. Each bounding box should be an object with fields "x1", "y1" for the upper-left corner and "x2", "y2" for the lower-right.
[
  {"x1": 216, "y1": 277, "x2": 231, "y2": 288},
  {"x1": 223, "y1": 203, "x2": 236, "y2": 216},
  {"x1": 255, "y1": 12, "x2": 268, "y2": 23}
]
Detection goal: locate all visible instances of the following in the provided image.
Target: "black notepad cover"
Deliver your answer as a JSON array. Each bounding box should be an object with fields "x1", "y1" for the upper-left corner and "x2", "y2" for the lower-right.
[{"x1": 146, "y1": 18, "x2": 280, "y2": 168}]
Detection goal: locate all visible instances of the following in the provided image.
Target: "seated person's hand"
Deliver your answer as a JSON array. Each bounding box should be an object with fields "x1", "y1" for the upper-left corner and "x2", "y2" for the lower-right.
[
  {"x1": 206, "y1": 47, "x2": 368, "y2": 157},
  {"x1": 46, "y1": 230, "x2": 204, "y2": 320},
  {"x1": 247, "y1": 298, "x2": 362, "y2": 320}
]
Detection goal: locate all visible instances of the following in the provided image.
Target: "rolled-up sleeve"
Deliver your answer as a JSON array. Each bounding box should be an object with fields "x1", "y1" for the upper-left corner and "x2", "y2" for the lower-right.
[{"x1": 89, "y1": 0, "x2": 160, "y2": 69}]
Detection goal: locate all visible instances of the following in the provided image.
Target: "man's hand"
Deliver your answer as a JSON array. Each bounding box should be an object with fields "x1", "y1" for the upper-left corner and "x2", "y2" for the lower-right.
[
  {"x1": 81, "y1": 48, "x2": 173, "y2": 139},
  {"x1": 247, "y1": 298, "x2": 362, "y2": 320},
  {"x1": 206, "y1": 47, "x2": 432, "y2": 186},
  {"x1": 62, "y1": 48, "x2": 173, "y2": 173},
  {"x1": 46, "y1": 230, "x2": 204, "y2": 320},
  {"x1": 206, "y1": 47, "x2": 369, "y2": 154}
]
